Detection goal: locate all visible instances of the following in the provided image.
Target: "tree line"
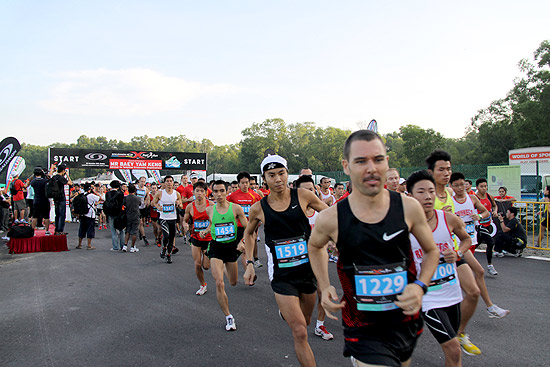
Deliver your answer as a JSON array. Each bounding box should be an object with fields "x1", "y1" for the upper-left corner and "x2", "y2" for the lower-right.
[{"x1": 8, "y1": 41, "x2": 549, "y2": 181}]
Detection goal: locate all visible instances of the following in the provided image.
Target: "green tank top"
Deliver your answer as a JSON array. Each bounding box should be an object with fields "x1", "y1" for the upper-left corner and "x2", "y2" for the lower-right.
[
  {"x1": 434, "y1": 189, "x2": 455, "y2": 212},
  {"x1": 211, "y1": 203, "x2": 237, "y2": 242}
]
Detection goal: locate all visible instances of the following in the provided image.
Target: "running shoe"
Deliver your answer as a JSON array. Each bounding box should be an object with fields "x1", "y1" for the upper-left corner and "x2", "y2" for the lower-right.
[
  {"x1": 314, "y1": 325, "x2": 334, "y2": 340},
  {"x1": 172, "y1": 247, "x2": 179, "y2": 255},
  {"x1": 458, "y1": 333, "x2": 481, "y2": 355},
  {"x1": 157, "y1": 239, "x2": 161, "y2": 247},
  {"x1": 487, "y1": 304, "x2": 510, "y2": 319},
  {"x1": 122, "y1": 245, "x2": 128, "y2": 252},
  {"x1": 514, "y1": 250, "x2": 522, "y2": 258},
  {"x1": 160, "y1": 248, "x2": 166, "y2": 259},
  {"x1": 45, "y1": 231, "x2": 51, "y2": 236},
  {"x1": 494, "y1": 252, "x2": 504, "y2": 258},
  {"x1": 166, "y1": 255, "x2": 172, "y2": 264},
  {"x1": 143, "y1": 238, "x2": 149, "y2": 246},
  {"x1": 196, "y1": 283, "x2": 207, "y2": 296},
  {"x1": 225, "y1": 317, "x2": 236, "y2": 331},
  {"x1": 130, "y1": 246, "x2": 139, "y2": 253},
  {"x1": 329, "y1": 255, "x2": 338, "y2": 263},
  {"x1": 486, "y1": 264, "x2": 498, "y2": 276},
  {"x1": 278, "y1": 310, "x2": 286, "y2": 321},
  {"x1": 254, "y1": 259, "x2": 263, "y2": 268}
]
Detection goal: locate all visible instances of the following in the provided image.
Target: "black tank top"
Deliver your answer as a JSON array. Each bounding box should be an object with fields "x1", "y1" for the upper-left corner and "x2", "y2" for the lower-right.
[
  {"x1": 336, "y1": 190, "x2": 418, "y2": 327},
  {"x1": 261, "y1": 189, "x2": 313, "y2": 281}
]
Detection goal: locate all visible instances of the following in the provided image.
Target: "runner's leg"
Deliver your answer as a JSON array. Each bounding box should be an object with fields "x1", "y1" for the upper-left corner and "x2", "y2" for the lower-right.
[{"x1": 211, "y1": 258, "x2": 231, "y2": 316}]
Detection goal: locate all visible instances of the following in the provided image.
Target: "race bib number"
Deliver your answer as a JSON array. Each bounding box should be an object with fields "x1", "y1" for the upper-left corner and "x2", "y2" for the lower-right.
[
  {"x1": 194, "y1": 220, "x2": 209, "y2": 232},
  {"x1": 215, "y1": 222, "x2": 235, "y2": 241},
  {"x1": 162, "y1": 204, "x2": 175, "y2": 213},
  {"x1": 429, "y1": 258, "x2": 457, "y2": 290},
  {"x1": 465, "y1": 220, "x2": 476, "y2": 240},
  {"x1": 241, "y1": 204, "x2": 251, "y2": 217},
  {"x1": 274, "y1": 236, "x2": 309, "y2": 268},
  {"x1": 354, "y1": 262, "x2": 407, "y2": 311},
  {"x1": 136, "y1": 189, "x2": 146, "y2": 198}
]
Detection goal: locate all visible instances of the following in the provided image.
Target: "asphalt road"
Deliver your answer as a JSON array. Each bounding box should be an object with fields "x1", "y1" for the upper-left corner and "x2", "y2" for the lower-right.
[{"x1": 1, "y1": 223, "x2": 548, "y2": 367}]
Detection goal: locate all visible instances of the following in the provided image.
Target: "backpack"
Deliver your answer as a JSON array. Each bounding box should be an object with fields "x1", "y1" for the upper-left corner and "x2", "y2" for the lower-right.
[
  {"x1": 114, "y1": 210, "x2": 127, "y2": 230},
  {"x1": 73, "y1": 193, "x2": 92, "y2": 216},
  {"x1": 8, "y1": 222, "x2": 35, "y2": 239},
  {"x1": 9, "y1": 181, "x2": 19, "y2": 196},
  {"x1": 103, "y1": 191, "x2": 122, "y2": 217},
  {"x1": 46, "y1": 176, "x2": 62, "y2": 199}
]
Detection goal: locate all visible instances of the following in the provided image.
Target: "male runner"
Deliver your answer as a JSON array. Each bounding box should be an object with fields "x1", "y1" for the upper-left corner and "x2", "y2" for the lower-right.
[
  {"x1": 227, "y1": 172, "x2": 263, "y2": 267},
  {"x1": 152, "y1": 176, "x2": 182, "y2": 264},
  {"x1": 386, "y1": 168, "x2": 400, "y2": 191},
  {"x1": 407, "y1": 170, "x2": 469, "y2": 367},
  {"x1": 309, "y1": 130, "x2": 439, "y2": 367},
  {"x1": 449, "y1": 173, "x2": 495, "y2": 274},
  {"x1": 465, "y1": 180, "x2": 475, "y2": 195},
  {"x1": 244, "y1": 155, "x2": 328, "y2": 367},
  {"x1": 183, "y1": 181, "x2": 213, "y2": 295},
  {"x1": 319, "y1": 177, "x2": 335, "y2": 206},
  {"x1": 426, "y1": 150, "x2": 509, "y2": 356},
  {"x1": 135, "y1": 176, "x2": 150, "y2": 246},
  {"x1": 249, "y1": 176, "x2": 265, "y2": 198},
  {"x1": 475, "y1": 178, "x2": 498, "y2": 259},
  {"x1": 296, "y1": 175, "x2": 334, "y2": 341},
  {"x1": 333, "y1": 183, "x2": 346, "y2": 202},
  {"x1": 199, "y1": 180, "x2": 248, "y2": 331},
  {"x1": 145, "y1": 182, "x2": 162, "y2": 246}
]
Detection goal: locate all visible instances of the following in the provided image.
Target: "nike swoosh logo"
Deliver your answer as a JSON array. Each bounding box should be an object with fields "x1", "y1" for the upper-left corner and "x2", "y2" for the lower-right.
[
  {"x1": 292, "y1": 205, "x2": 298, "y2": 209},
  {"x1": 382, "y1": 230, "x2": 404, "y2": 241}
]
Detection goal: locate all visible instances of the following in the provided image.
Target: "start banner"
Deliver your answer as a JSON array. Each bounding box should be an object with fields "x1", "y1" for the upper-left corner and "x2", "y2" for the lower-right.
[{"x1": 49, "y1": 148, "x2": 207, "y2": 171}]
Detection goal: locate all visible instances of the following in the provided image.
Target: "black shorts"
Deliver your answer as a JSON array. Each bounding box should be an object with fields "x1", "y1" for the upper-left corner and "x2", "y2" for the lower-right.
[
  {"x1": 422, "y1": 303, "x2": 461, "y2": 344},
  {"x1": 139, "y1": 208, "x2": 149, "y2": 219},
  {"x1": 78, "y1": 216, "x2": 96, "y2": 239},
  {"x1": 208, "y1": 240, "x2": 241, "y2": 263},
  {"x1": 34, "y1": 201, "x2": 50, "y2": 220},
  {"x1": 151, "y1": 216, "x2": 158, "y2": 222},
  {"x1": 236, "y1": 226, "x2": 244, "y2": 242},
  {"x1": 343, "y1": 318, "x2": 423, "y2": 367},
  {"x1": 177, "y1": 208, "x2": 185, "y2": 219},
  {"x1": 191, "y1": 237, "x2": 210, "y2": 251},
  {"x1": 456, "y1": 258, "x2": 467, "y2": 267},
  {"x1": 271, "y1": 272, "x2": 317, "y2": 297}
]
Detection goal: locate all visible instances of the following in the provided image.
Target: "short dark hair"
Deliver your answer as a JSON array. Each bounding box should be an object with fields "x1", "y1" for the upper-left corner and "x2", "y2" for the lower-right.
[
  {"x1": 296, "y1": 175, "x2": 315, "y2": 188},
  {"x1": 237, "y1": 171, "x2": 251, "y2": 183},
  {"x1": 164, "y1": 175, "x2": 174, "y2": 183},
  {"x1": 57, "y1": 164, "x2": 67, "y2": 173},
  {"x1": 450, "y1": 172, "x2": 465, "y2": 184},
  {"x1": 465, "y1": 179, "x2": 472, "y2": 185},
  {"x1": 231, "y1": 180, "x2": 238, "y2": 186},
  {"x1": 508, "y1": 207, "x2": 518, "y2": 216},
  {"x1": 151, "y1": 182, "x2": 157, "y2": 187},
  {"x1": 407, "y1": 170, "x2": 435, "y2": 193},
  {"x1": 198, "y1": 178, "x2": 205, "y2": 182},
  {"x1": 498, "y1": 186, "x2": 508, "y2": 193},
  {"x1": 249, "y1": 176, "x2": 258, "y2": 183},
  {"x1": 321, "y1": 177, "x2": 331, "y2": 184},
  {"x1": 83, "y1": 183, "x2": 92, "y2": 191},
  {"x1": 426, "y1": 150, "x2": 451, "y2": 171},
  {"x1": 213, "y1": 180, "x2": 229, "y2": 190},
  {"x1": 343, "y1": 130, "x2": 385, "y2": 161},
  {"x1": 476, "y1": 178, "x2": 487, "y2": 187},
  {"x1": 193, "y1": 181, "x2": 208, "y2": 191},
  {"x1": 128, "y1": 184, "x2": 136, "y2": 194},
  {"x1": 335, "y1": 183, "x2": 345, "y2": 189}
]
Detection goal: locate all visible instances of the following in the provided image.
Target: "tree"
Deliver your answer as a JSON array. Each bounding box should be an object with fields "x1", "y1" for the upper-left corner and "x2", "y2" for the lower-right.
[{"x1": 397, "y1": 125, "x2": 446, "y2": 166}]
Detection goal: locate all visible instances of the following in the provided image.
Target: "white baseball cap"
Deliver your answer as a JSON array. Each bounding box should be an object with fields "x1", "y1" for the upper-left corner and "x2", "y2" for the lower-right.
[{"x1": 261, "y1": 155, "x2": 288, "y2": 174}]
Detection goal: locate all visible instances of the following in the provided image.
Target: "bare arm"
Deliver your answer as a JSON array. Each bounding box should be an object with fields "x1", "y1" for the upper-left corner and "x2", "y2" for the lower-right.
[
  {"x1": 199, "y1": 206, "x2": 214, "y2": 238},
  {"x1": 445, "y1": 211, "x2": 472, "y2": 256},
  {"x1": 470, "y1": 195, "x2": 489, "y2": 221},
  {"x1": 152, "y1": 191, "x2": 162, "y2": 211},
  {"x1": 298, "y1": 188, "x2": 329, "y2": 213},
  {"x1": 243, "y1": 202, "x2": 262, "y2": 285},
  {"x1": 182, "y1": 204, "x2": 193, "y2": 232},
  {"x1": 309, "y1": 206, "x2": 343, "y2": 320}
]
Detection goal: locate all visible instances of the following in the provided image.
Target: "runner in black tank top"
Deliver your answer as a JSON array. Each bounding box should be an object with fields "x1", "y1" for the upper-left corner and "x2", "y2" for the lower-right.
[
  {"x1": 309, "y1": 130, "x2": 439, "y2": 367},
  {"x1": 244, "y1": 155, "x2": 328, "y2": 367}
]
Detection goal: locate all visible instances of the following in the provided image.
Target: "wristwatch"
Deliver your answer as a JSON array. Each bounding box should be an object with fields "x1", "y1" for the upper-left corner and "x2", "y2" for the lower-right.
[
  {"x1": 413, "y1": 280, "x2": 428, "y2": 294},
  {"x1": 246, "y1": 260, "x2": 254, "y2": 266},
  {"x1": 457, "y1": 250, "x2": 463, "y2": 258}
]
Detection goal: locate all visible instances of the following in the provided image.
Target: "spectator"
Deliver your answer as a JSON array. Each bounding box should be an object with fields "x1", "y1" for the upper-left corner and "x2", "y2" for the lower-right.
[
  {"x1": 398, "y1": 177, "x2": 407, "y2": 194},
  {"x1": 9, "y1": 173, "x2": 27, "y2": 223},
  {"x1": 76, "y1": 183, "x2": 100, "y2": 250},
  {"x1": 122, "y1": 184, "x2": 141, "y2": 253},
  {"x1": 30, "y1": 167, "x2": 51, "y2": 234},
  {"x1": 494, "y1": 207, "x2": 527, "y2": 257},
  {"x1": 0, "y1": 191, "x2": 10, "y2": 236},
  {"x1": 537, "y1": 185, "x2": 550, "y2": 247},
  {"x1": 495, "y1": 187, "x2": 516, "y2": 202},
  {"x1": 105, "y1": 180, "x2": 125, "y2": 251},
  {"x1": 385, "y1": 168, "x2": 400, "y2": 191},
  {"x1": 53, "y1": 164, "x2": 73, "y2": 235}
]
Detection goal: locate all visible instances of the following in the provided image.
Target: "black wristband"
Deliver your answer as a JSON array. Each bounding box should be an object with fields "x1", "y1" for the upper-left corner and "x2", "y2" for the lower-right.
[{"x1": 246, "y1": 260, "x2": 254, "y2": 266}]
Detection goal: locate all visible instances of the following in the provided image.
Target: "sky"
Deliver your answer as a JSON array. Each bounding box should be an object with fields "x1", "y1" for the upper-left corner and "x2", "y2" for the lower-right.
[{"x1": 1, "y1": 0, "x2": 549, "y2": 147}]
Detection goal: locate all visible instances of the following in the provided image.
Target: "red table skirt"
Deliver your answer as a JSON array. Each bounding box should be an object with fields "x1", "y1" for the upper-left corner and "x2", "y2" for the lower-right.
[{"x1": 8, "y1": 234, "x2": 68, "y2": 254}]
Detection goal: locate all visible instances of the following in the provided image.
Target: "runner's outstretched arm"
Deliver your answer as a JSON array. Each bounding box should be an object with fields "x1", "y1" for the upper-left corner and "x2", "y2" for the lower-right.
[{"x1": 243, "y1": 202, "x2": 261, "y2": 285}]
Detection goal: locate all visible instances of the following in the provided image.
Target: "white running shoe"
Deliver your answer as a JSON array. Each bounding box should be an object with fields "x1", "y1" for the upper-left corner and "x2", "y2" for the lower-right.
[
  {"x1": 122, "y1": 245, "x2": 128, "y2": 252},
  {"x1": 130, "y1": 246, "x2": 139, "y2": 253},
  {"x1": 494, "y1": 252, "x2": 504, "y2": 258},
  {"x1": 254, "y1": 259, "x2": 263, "y2": 268},
  {"x1": 314, "y1": 325, "x2": 334, "y2": 340},
  {"x1": 196, "y1": 284, "x2": 207, "y2": 296},
  {"x1": 487, "y1": 264, "x2": 498, "y2": 275},
  {"x1": 487, "y1": 304, "x2": 510, "y2": 319},
  {"x1": 225, "y1": 317, "x2": 236, "y2": 331}
]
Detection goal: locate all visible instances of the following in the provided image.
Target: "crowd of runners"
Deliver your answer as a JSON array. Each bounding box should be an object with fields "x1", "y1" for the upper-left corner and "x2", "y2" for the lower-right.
[{"x1": 5, "y1": 129, "x2": 533, "y2": 367}]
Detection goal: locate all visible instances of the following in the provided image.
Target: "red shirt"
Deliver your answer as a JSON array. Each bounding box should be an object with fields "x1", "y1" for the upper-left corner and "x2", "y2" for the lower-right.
[
  {"x1": 496, "y1": 195, "x2": 514, "y2": 200},
  {"x1": 13, "y1": 179, "x2": 25, "y2": 201},
  {"x1": 227, "y1": 189, "x2": 261, "y2": 226},
  {"x1": 476, "y1": 193, "x2": 493, "y2": 227},
  {"x1": 190, "y1": 201, "x2": 212, "y2": 241},
  {"x1": 335, "y1": 191, "x2": 350, "y2": 203},
  {"x1": 149, "y1": 193, "x2": 159, "y2": 218},
  {"x1": 178, "y1": 185, "x2": 194, "y2": 209},
  {"x1": 259, "y1": 188, "x2": 270, "y2": 196}
]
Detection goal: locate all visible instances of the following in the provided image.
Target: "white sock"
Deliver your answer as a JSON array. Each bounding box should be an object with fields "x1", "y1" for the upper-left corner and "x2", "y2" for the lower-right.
[{"x1": 316, "y1": 320, "x2": 324, "y2": 328}]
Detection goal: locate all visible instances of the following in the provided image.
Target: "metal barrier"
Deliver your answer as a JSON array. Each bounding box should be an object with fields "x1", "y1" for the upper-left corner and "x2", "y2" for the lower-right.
[{"x1": 512, "y1": 201, "x2": 549, "y2": 250}]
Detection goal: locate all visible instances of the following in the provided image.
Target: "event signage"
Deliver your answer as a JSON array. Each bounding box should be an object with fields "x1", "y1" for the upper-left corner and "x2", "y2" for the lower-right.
[
  {"x1": 49, "y1": 148, "x2": 207, "y2": 171},
  {"x1": 0, "y1": 137, "x2": 21, "y2": 175}
]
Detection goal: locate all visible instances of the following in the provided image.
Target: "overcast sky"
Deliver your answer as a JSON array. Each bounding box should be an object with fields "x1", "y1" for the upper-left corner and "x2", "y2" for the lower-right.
[{"x1": 1, "y1": 1, "x2": 548, "y2": 147}]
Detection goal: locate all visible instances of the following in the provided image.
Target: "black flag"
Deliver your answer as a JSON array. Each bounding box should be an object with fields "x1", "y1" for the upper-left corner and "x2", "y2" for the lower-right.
[{"x1": 0, "y1": 137, "x2": 21, "y2": 175}]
